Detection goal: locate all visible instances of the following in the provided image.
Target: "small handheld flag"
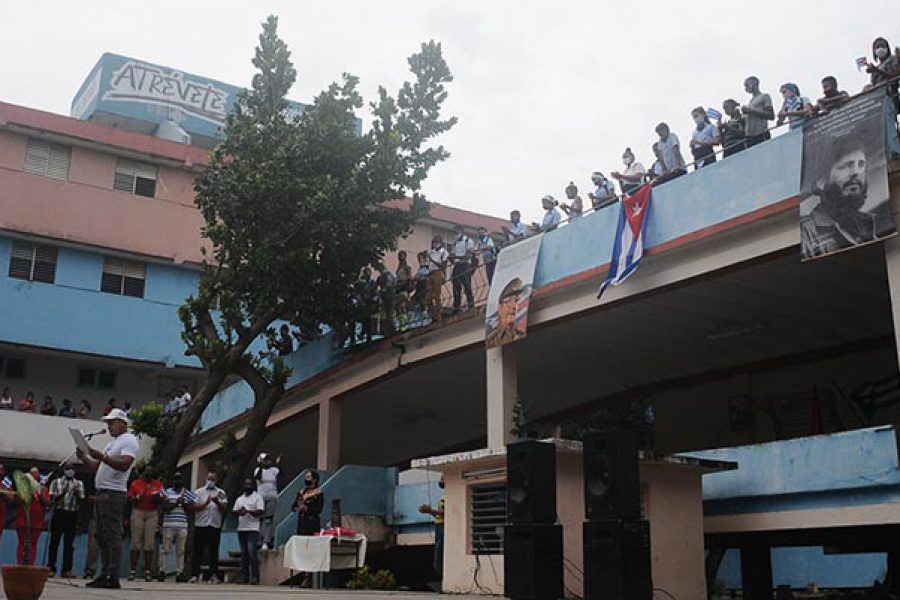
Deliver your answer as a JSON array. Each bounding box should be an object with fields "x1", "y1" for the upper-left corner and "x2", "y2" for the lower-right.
[
  {"x1": 598, "y1": 185, "x2": 653, "y2": 298},
  {"x1": 856, "y1": 57, "x2": 868, "y2": 71},
  {"x1": 706, "y1": 107, "x2": 722, "y2": 120}
]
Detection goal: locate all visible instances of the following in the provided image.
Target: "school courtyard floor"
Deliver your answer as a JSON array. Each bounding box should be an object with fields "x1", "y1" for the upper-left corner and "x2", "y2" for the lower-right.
[{"x1": 3, "y1": 580, "x2": 440, "y2": 600}]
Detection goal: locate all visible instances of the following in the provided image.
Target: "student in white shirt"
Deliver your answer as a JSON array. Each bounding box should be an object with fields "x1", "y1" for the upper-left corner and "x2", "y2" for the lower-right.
[
  {"x1": 233, "y1": 478, "x2": 265, "y2": 585},
  {"x1": 254, "y1": 453, "x2": 279, "y2": 550},
  {"x1": 190, "y1": 471, "x2": 228, "y2": 583},
  {"x1": 502, "y1": 211, "x2": 528, "y2": 244},
  {"x1": 533, "y1": 195, "x2": 562, "y2": 233},
  {"x1": 449, "y1": 225, "x2": 475, "y2": 314},
  {"x1": 425, "y1": 236, "x2": 449, "y2": 325}
]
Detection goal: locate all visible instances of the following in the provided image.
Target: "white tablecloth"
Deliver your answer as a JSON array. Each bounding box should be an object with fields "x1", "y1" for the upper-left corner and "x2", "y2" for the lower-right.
[{"x1": 283, "y1": 535, "x2": 368, "y2": 572}]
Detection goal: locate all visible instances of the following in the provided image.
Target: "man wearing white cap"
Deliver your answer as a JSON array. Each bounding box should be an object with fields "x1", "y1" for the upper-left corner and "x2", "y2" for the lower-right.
[{"x1": 76, "y1": 408, "x2": 139, "y2": 589}]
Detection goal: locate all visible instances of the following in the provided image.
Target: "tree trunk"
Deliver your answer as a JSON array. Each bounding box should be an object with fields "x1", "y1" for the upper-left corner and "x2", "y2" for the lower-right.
[
  {"x1": 155, "y1": 367, "x2": 231, "y2": 478},
  {"x1": 220, "y1": 384, "x2": 285, "y2": 510}
]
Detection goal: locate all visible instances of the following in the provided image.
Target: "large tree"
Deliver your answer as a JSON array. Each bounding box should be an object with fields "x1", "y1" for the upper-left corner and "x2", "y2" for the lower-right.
[{"x1": 153, "y1": 15, "x2": 456, "y2": 499}]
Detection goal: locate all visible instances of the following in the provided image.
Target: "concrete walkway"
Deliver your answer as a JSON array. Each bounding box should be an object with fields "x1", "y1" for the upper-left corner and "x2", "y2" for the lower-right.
[{"x1": 2, "y1": 580, "x2": 444, "y2": 600}]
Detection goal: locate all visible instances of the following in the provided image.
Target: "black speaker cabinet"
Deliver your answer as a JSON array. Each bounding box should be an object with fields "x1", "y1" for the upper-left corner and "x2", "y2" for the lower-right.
[
  {"x1": 504, "y1": 523, "x2": 563, "y2": 600},
  {"x1": 506, "y1": 440, "x2": 557, "y2": 524},
  {"x1": 583, "y1": 519, "x2": 652, "y2": 600},
  {"x1": 582, "y1": 429, "x2": 641, "y2": 521}
]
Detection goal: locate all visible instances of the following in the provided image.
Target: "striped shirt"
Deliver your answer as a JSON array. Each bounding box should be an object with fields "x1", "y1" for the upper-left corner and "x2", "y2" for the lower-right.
[
  {"x1": 49, "y1": 477, "x2": 85, "y2": 512},
  {"x1": 160, "y1": 487, "x2": 198, "y2": 529}
]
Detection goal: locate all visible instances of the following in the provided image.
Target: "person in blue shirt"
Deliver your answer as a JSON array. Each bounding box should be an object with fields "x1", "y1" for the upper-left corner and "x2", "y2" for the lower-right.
[{"x1": 689, "y1": 107, "x2": 720, "y2": 169}]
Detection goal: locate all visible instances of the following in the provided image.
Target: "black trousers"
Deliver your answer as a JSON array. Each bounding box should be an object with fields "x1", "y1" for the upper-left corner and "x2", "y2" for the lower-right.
[
  {"x1": 94, "y1": 491, "x2": 126, "y2": 579},
  {"x1": 48, "y1": 510, "x2": 78, "y2": 573},
  {"x1": 191, "y1": 526, "x2": 221, "y2": 579},
  {"x1": 451, "y1": 262, "x2": 474, "y2": 310}
]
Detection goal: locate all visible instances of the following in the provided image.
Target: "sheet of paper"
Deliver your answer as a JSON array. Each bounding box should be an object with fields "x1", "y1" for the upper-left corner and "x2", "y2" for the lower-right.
[{"x1": 68, "y1": 427, "x2": 92, "y2": 456}]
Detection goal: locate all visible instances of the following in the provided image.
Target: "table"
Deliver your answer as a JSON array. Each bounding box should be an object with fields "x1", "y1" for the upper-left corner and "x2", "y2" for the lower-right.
[{"x1": 283, "y1": 534, "x2": 368, "y2": 573}]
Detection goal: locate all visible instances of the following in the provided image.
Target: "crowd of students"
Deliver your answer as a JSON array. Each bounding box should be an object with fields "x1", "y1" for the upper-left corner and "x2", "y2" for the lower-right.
[{"x1": 0, "y1": 388, "x2": 129, "y2": 420}]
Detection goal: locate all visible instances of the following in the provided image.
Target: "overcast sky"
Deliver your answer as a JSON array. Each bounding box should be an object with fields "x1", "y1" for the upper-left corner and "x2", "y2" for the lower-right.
[{"x1": 1, "y1": 2, "x2": 895, "y2": 223}]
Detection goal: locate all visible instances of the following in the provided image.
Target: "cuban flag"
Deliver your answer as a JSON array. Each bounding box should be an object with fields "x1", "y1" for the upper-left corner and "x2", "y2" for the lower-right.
[
  {"x1": 1, "y1": 475, "x2": 11, "y2": 490},
  {"x1": 856, "y1": 56, "x2": 868, "y2": 71},
  {"x1": 598, "y1": 185, "x2": 653, "y2": 298}
]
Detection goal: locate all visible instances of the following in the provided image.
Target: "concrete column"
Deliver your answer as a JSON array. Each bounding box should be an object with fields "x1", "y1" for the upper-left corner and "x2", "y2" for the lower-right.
[
  {"x1": 486, "y1": 344, "x2": 517, "y2": 449},
  {"x1": 189, "y1": 456, "x2": 202, "y2": 489},
  {"x1": 317, "y1": 398, "x2": 342, "y2": 472},
  {"x1": 740, "y1": 544, "x2": 773, "y2": 600}
]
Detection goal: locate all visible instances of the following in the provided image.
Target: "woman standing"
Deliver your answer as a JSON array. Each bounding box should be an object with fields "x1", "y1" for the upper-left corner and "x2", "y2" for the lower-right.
[{"x1": 293, "y1": 470, "x2": 324, "y2": 587}]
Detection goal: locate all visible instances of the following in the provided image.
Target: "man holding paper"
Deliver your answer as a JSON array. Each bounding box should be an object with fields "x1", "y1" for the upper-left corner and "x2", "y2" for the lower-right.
[{"x1": 75, "y1": 408, "x2": 139, "y2": 590}]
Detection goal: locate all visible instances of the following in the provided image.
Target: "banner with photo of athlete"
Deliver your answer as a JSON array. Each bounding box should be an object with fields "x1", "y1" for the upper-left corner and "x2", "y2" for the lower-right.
[
  {"x1": 799, "y1": 88, "x2": 896, "y2": 261},
  {"x1": 484, "y1": 234, "x2": 544, "y2": 348}
]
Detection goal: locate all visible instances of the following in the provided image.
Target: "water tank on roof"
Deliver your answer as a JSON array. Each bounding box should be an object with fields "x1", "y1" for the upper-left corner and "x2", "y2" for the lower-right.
[{"x1": 155, "y1": 118, "x2": 191, "y2": 145}]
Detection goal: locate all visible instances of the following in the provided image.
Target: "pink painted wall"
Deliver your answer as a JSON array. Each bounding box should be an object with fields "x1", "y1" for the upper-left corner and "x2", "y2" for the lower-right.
[
  {"x1": 439, "y1": 452, "x2": 708, "y2": 599},
  {"x1": 0, "y1": 129, "x2": 208, "y2": 264}
]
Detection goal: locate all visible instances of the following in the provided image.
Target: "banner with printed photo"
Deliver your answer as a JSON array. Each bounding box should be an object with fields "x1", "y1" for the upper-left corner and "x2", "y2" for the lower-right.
[
  {"x1": 484, "y1": 234, "x2": 544, "y2": 348},
  {"x1": 799, "y1": 89, "x2": 896, "y2": 261}
]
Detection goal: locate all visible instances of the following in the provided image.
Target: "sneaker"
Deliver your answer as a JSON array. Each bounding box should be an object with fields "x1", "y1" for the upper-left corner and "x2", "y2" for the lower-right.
[
  {"x1": 85, "y1": 575, "x2": 108, "y2": 588},
  {"x1": 188, "y1": 576, "x2": 199, "y2": 584},
  {"x1": 105, "y1": 578, "x2": 122, "y2": 590},
  {"x1": 260, "y1": 542, "x2": 270, "y2": 551},
  {"x1": 144, "y1": 571, "x2": 153, "y2": 582},
  {"x1": 83, "y1": 570, "x2": 94, "y2": 580},
  {"x1": 157, "y1": 570, "x2": 166, "y2": 583},
  {"x1": 128, "y1": 570, "x2": 136, "y2": 581}
]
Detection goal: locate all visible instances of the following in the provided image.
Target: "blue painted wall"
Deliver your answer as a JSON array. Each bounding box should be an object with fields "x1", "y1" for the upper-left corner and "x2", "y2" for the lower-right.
[
  {"x1": 693, "y1": 426, "x2": 900, "y2": 504},
  {"x1": 0, "y1": 236, "x2": 200, "y2": 367},
  {"x1": 717, "y1": 547, "x2": 887, "y2": 590}
]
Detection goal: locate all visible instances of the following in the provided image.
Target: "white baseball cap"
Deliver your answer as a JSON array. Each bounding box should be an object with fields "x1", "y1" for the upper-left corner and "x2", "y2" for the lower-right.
[{"x1": 101, "y1": 408, "x2": 130, "y2": 424}]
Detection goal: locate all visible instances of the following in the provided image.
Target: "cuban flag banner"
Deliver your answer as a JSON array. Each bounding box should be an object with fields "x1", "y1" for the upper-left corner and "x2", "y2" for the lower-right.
[{"x1": 597, "y1": 184, "x2": 653, "y2": 298}]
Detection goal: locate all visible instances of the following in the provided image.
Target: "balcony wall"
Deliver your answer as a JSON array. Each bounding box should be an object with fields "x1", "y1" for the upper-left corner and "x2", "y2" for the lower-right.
[{"x1": 0, "y1": 236, "x2": 200, "y2": 367}]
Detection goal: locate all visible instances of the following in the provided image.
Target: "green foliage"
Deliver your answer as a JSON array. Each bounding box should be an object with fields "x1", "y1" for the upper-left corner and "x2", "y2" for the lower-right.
[
  {"x1": 346, "y1": 566, "x2": 398, "y2": 590},
  {"x1": 130, "y1": 401, "x2": 167, "y2": 438},
  {"x1": 168, "y1": 14, "x2": 456, "y2": 501},
  {"x1": 209, "y1": 428, "x2": 241, "y2": 484},
  {"x1": 511, "y1": 396, "x2": 530, "y2": 439}
]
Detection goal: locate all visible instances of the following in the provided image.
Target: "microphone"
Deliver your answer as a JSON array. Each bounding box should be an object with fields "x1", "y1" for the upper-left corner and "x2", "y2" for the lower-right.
[{"x1": 84, "y1": 429, "x2": 107, "y2": 439}]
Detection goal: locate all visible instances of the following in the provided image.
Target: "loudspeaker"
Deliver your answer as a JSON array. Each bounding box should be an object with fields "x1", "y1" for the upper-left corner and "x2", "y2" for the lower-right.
[
  {"x1": 583, "y1": 519, "x2": 652, "y2": 600},
  {"x1": 504, "y1": 523, "x2": 563, "y2": 600},
  {"x1": 506, "y1": 440, "x2": 557, "y2": 524},
  {"x1": 583, "y1": 429, "x2": 640, "y2": 521}
]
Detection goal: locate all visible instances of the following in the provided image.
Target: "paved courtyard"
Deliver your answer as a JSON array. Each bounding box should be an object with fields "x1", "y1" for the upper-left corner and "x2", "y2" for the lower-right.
[{"x1": 1, "y1": 580, "x2": 442, "y2": 600}]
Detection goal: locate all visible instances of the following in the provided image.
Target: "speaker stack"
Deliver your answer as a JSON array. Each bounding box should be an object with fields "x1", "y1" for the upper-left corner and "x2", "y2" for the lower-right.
[
  {"x1": 582, "y1": 429, "x2": 653, "y2": 600},
  {"x1": 504, "y1": 440, "x2": 563, "y2": 600}
]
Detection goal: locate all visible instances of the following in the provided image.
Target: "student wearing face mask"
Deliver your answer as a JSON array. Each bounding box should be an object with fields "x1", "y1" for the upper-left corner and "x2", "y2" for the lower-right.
[
  {"x1": 866, "y1": 38, "x2": 900, "y2": 100},
  {"x1": 47, "y1": 468, "x2": 85, "y2": 578},
  {"x1": 611, "y1": 148, "x2": 647, "y2": 195},
  {"x1": 190, "y1": 471, "x2": 228, "y2": 583},
  {"x1": 689, "y1": 107, "x2": 720, "y2": 169},
  {"x1": 292, "y1": 470, "x2": 324, "y2": 588}
]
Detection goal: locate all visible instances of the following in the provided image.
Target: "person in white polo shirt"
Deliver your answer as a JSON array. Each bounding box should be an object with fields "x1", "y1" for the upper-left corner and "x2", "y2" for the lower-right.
[
  {"x1": 76, "y1": 408, "x2": 139, "y2": 590},
  {"x1": 233, "y1": 478, "x2": 264, "y2": 585}
]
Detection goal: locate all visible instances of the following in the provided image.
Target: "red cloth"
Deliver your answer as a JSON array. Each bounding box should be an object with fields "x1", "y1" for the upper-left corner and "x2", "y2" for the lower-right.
[
  {"x1": 128, "y1": 478, "x2": 164, "y2": 511},
  {"x1": 316, "y1": 527, "x2": 358, "y2": 538},
  {"x1": 13, "y1": 490, "x2": 48, "y2": 530},
  {"x1": 16, "y1": 527, "x2": 40, "y2": 565},
  {"x1": 18, "y1": 398, "x2": 35, "y2": 413}
]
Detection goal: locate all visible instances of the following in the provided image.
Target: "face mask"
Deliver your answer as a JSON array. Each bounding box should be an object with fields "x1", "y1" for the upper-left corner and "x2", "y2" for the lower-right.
[
  {"x1": 876, "y1": 47, "x2": 889, "y2": 59},
  {"x1": 694, "y1": 116, "x2": 705, "y2": 125},
  {"x1": 64, "y1": 470, "x2": 75, "y2": 479},
  {"x1": 623, "y1": 156, "x2": 633, "y2": 166},
  {"x1": 206, "y1": 480, "x2": 216, "y2": 489}
]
